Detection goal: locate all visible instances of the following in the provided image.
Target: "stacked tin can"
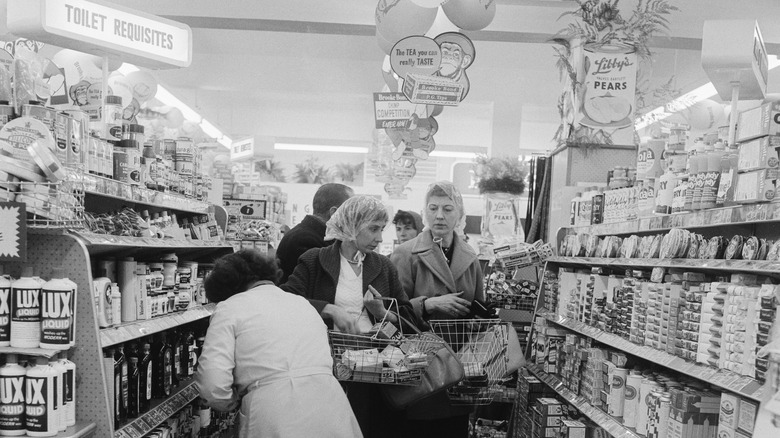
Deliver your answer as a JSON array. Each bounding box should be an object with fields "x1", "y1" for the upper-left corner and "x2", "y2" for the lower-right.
[{"x1": 628, "y1": 270, "x2": 649, "y2": 345}]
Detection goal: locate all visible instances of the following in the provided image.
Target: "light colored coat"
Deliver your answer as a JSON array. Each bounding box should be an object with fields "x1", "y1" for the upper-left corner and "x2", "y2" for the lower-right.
[
  {"x1": 195, "y1": 284, "x2": 362, "y2": 438},
  {"x1": 390, "y1": 229, "x2": 484, "y2": 420},
  {"x1": 390, "y1": 229, "x2": 485, "y2": 325}
]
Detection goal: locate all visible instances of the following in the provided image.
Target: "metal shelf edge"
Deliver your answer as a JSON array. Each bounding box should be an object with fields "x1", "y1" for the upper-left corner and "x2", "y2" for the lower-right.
[
  {"x1": 547, "y1": 256, "x2": 780, "y2": 274},
  {"x1": 113, "y1": 381, "x2": 199, "y2": 438},
  {"x1": 100, "y1": 304, "x2": 217, "y2": 347},
  {"x1": 539, "y1": 312, "x2": 765, "y2": 401},
  {"x1": 526, "y1": 364, "x2": 641, "y2": 438}
]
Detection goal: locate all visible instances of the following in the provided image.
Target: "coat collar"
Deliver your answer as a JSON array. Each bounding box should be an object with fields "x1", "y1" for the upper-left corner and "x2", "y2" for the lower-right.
[
  {"x1": 318, "y1": 241, "x2": 383, "y2": 289},
  {"x1": 410, "y1": 230, "x2": 474, "y2": 294}
]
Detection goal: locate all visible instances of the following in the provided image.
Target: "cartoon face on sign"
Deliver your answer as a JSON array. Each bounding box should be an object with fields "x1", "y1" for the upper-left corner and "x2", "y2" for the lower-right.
[
  {"x1": 69, "y1": 80, "x2": 91, "y2": 106},
  {"x1": 434, "y1": 32, "x2": 475, "y2": 100}
]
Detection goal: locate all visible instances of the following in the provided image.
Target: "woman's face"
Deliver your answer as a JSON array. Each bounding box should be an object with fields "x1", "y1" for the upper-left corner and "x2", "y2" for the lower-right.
[
  {"x1": 395, "y1": 222, "x2": 418, "y2": 243},
  {"x1": 425, "y1": 195, "x2": 460, "y2": 238},
  {"x1": 354, "y1": 219, "x2": 386, "y2": 253}
]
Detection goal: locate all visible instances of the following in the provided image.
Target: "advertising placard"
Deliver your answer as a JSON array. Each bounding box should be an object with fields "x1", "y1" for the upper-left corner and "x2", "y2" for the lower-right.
[{"x1": 373, "y1": 93, "x2": 416, "y2": 129}]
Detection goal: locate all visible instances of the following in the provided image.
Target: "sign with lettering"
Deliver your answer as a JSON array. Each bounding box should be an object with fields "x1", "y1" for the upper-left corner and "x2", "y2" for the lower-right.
[
  {"x1": 373, "y1": 93, "x2": 417, "y2": 129},
  {"x1": 0, "y1": 202, "x2": 25, "y2": 261},
  {"x1": 230, "y1": 137, "x2": 254, "y2": 161},
  {"x1": 7, "y1": 0, "x2": 192, "y2": 69},
  {"x1": 403, "y1": 73, "x2": 463, "y2": 106},
  {"x1": 575, "y1": 42, "x2": 637, "y2": 146}
]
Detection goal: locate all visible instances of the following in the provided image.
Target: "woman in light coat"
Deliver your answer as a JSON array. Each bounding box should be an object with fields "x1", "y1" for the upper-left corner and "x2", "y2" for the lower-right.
[
  {"x1": 390, "y1": 181, "x2": 485, "y2": 438},
  {"x1": 195, "y1": 250, "x2": 362, "y2": 438}
]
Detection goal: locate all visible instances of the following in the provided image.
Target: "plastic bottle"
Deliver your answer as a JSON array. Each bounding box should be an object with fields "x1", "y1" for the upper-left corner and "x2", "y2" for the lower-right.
[
  {"x1": 135, "y1": 263, "x2": 149, "y2": 321},
  {"x1": 691, "y1": 143, "x2": 709, "y2": 210},
  {"x1": 110, "y1": 283, "x2": 121, "y2": 327},
  {"x1": 0, "y1": 266, "x2": 11, "y2": 347},
  {"x1": 171, "y1": 329, "x2": 182, "y2": 388},
  {"x1": 61, "y1": 275, "x2": 77, "y2": 348},
  {"x1": 153, "y1": 332, "x2": 173, "y2": 399},
  {"x1": 47, "y1": 357, "x2": 66, "y2": 432},
  {"x1": 57, "y1": 352, "x2": 75, "y2": 427},
  {"x1": 655, "y1": 166, "x2": 675, "y2": 215},
  {"x1": 570, "y1": 192, "x2": 582, "y2": 226},
  {"x1": 139, "y1": 342, "x2": 152, "y2": 414},
  {"x1": 114, "y1": 346, "x2": 127, "y2": 426},
  {"x1": 11, "y1": 267, "x2": 41, "y2": 348},
  {"x1": 92, "y1": 278, "x2": 112, "y2": 328},
  {"x1": 118, "y1": 258, "x2": 137, "y2": 323},
  {"x1": 40, "y1": 268, "x2": 74, "y2": 350},
  {"x1": 25, "y1": 357, "x2": 57, "y2": 437},
  {"x1": 126, "y1": 343, "x2": 140, "y2": 419},
  {"x1": 161, "y1": 254, "x2": 178, "y2": 288},
  {"x1": 0, "y1": 354, "x2": 26, "y2": 436},
  {"x1": 701, "y1": 143, "x2": 724, "y2": 210}
]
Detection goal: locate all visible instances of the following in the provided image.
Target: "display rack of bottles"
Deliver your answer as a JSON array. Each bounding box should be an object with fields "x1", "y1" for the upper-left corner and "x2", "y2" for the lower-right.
[
  {"x1": 547, "y1": 256, "x2": 780, "y2": 276},
  {"x1": 567, "y1": 203, "x2": 780, "y2": 236},
  {"x1": 113, "y1": 380, "x2": 199, "y2": 438},
  {"x1": 538, "y1": 311, "x2": 764, "y2": 401},
  {"x1": 100, "y1": 304, "x2": 216, "y2": 347},
  {"x1": 72, "y1": 231, "x2": 234, "y2": 257},
  {"x1": 526, "y1": 364, "x2": 641, "y2": 438},
  {"x1": 83, "y1": 174, "x2": 212, "y2": 215}
]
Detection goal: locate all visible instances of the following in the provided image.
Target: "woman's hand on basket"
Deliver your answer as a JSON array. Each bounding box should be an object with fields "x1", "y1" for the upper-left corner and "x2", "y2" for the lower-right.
[
  {"x1": 426, "y1": 292, "x2": 471, "y2": 318},
  {"x1": 364, "y1": 286, "x2": 398, "y2": 323},
  {"x1": 322, "y1": 304, "x2": 359, "y2": 334}
]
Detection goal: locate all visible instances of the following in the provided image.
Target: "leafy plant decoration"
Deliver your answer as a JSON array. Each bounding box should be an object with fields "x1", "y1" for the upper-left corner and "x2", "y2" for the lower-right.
[{"x1": 472, "y1": 155, "x2": 526, "y2": 195}]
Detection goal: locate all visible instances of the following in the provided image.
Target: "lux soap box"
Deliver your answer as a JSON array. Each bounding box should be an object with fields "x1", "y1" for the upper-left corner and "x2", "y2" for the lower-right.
[
  {"x1": 737, "y1": 102, "x2": 780, "y2": 143},
  {"x1": 734, "y1": 169, "x2": 775, "y2": 203},
  {"x1": 402, "y1": 73, "x2": 463, "y2": 106},
  {"x1": 738, "y1": 136, "x2": 779, "y2": 174}
]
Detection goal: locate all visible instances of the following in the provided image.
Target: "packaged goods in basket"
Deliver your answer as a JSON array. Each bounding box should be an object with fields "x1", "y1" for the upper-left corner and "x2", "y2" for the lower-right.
[
  {"x1": 328, "y1": 328, "x2": 442, "y2": 386},
  {"x1": 492, "y1": 238, "x2": 553, "y2": 271}
]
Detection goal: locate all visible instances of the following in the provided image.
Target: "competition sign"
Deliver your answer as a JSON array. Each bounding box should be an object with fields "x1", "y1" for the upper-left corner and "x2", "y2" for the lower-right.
[
  {"x1": 373, "y1": 93, "x2": 417, "y2": 129},
  {"x1": 7, "y1": 0, "x2": 192, "y2": 69}
]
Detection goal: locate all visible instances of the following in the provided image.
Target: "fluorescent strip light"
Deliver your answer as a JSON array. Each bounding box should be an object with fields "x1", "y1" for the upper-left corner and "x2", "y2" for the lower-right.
[
  {"x1": 430, "y1": 151, "x2": 479, "y2": 159},
  {"x1": 218, "y1": 136, "x2": 232, "y2": 148},
  {"x1": 274, "y1": 143, "x2": 368, "y2": 154},
  {"x1": 199, "y1": 119, "x2": 222, "y2": 139},
  {"x1": 636, "y1": 55, "x2": 780, "y2": 131}
]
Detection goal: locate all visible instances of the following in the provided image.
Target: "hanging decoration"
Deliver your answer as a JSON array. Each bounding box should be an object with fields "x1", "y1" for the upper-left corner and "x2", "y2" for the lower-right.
[
  {"x1": 551, "y1": 0, "x2": 678, "y2": 149},
  {"x1": 373, "y1": 0, "x2": 491, "y2": 197}
]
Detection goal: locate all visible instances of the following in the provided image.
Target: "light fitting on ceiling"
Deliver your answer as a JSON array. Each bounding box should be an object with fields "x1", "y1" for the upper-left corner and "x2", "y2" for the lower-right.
[{"x1": 273, "y1": 143, "x2": 369, "y2": 154}]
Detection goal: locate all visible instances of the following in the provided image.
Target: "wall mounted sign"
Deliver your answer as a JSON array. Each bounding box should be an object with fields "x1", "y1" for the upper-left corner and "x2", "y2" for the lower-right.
[
  {"x1": 0, "y1": 202, "x2": 26, "y2": 261},
  {"x1": 230, "y1": 137, "x2": 254, "y2": 161},
  {"x1": 373, "y1": 92, "x2": 416, "y2": 129},
  {"x1": 224, "y1": 197, "x2": 267, "y2": 221},
  {"x1": 7, "y1": 0, "x2": 192, "y2": 69}
]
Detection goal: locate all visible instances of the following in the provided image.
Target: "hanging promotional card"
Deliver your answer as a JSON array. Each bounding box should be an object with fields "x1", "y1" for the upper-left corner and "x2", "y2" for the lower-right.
[
  {"x1": 0, "y1": 202, "x2": 26, "y2": 261},
  {"x1": 373, "y1": 93, "x2": 417, "y2": 129},
  {"x1": 223, "y1": 198, "x2": 267, "y2": 220},
  {"x1": 574, "y1": 42, "x2": 637, "y2": 146},
  {"x1": 390, "y1": 33, "x2": 475, "y2": 106}
]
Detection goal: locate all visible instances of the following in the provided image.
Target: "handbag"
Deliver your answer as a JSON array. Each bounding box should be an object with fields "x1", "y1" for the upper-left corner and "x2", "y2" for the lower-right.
[{"x1": 380, "y1": 314, "x2": 465, "y2": 410}]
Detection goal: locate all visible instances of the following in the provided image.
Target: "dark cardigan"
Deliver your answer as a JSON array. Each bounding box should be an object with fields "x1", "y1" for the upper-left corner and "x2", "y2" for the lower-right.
[
  {"x1": 280, "y1": 241, "x2": 415, "y2": 327},
  {"x1": 275, "y1": 215, "x2": 330, "y2": 284}
]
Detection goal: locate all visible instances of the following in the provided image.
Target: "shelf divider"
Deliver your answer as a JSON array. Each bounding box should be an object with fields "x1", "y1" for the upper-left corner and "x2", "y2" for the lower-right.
[{"x1": 548, "y1": 256, "x2": 780, "y2": 275}]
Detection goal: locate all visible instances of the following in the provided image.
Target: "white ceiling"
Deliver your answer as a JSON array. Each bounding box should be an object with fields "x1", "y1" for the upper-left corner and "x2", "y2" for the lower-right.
[{"x1": 112, "y1": 0, "x2": 780, "y2": 155}]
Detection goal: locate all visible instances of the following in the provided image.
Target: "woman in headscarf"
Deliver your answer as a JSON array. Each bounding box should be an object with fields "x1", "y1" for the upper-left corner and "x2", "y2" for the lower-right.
[
  {"x1": 390, "y1": 181, "x2": 485, "y2": 438},
  {"x1": 195, "y1": 250, "x2": 362, "y2": 437},
  {"x1": 281, "y1": 194, "x2": 412, "y2": 438}
]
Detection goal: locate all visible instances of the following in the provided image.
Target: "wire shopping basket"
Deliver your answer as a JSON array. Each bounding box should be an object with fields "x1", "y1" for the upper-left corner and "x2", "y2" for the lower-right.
[
  {"x1": 429, "y1": 318, "x2": 509, "y2": 405},
  {"x1": 328, "y1": 297, "x2": 444, "y2": 386}
]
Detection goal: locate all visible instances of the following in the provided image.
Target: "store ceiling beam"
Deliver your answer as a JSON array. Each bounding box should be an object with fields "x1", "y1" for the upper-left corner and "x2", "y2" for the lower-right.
[{"x1": 162, "y1": 16, "x2": 780, "y2": 54}]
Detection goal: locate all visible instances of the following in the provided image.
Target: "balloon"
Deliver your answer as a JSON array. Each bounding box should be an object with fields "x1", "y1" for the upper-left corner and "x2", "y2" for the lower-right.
[
  {"x1": 381, "y1": 55, "x2": 402, "y2": 91},
  {"x1": 89, "y1": 55, "x2": 123, "y2": 72},
  {"x1": 425, "y1": 6, "x2": 459, "y2": 38},
  {"x1": 410, "y1": 0, "x2": 449, "y2": 7},
  {"x1": 375, "y1": 0, "x2": 438, "y2": 50},
  {"x1": 108, "y1": 72, "x2": 133, "y2": 112},
  {"x1": 442, "y1": 0, "x2": 496, "y2": 31},
  {"x1": 376, "y1": 28, "x2": 396, "y2": 56},
  {"x1": 51, "y1": 49, "x2": 103, "y2": 107},
  {"x1": 427, "y1": 104, "x2": 443, "y2": 117},
  {"x1": 125, "y1": 70, "x2": 158, "y2": 103},
  {"x1": 164, "y1": 107, "x2": 184, "y2": 128},
  {"x1": 685, "y1": 99, "x2": 726, "y2": 133}
]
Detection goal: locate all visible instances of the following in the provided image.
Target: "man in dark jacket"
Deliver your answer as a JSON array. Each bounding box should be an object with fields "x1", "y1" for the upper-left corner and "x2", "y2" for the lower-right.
[{"x1": 276, "y1": 183, "x2": 354, "y2": 283}]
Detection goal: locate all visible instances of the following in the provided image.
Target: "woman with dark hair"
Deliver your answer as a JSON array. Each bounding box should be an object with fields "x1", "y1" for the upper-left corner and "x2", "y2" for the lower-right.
[
  {"x1": 195, "y1": 250, "x2": 362, "y2": 438},
  {"x1": 390, "y1": 181, "x2": 485, "y2": 438},
  {"x1": 392, "y1": 210, "x2": 423, "y2": 244},
  {"x1": 281, "y1": 195, "x2": 413, "y2": 438}
]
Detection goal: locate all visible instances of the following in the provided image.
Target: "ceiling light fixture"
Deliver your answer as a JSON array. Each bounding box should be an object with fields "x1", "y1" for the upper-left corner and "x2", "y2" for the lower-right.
[
  {"x1": 635, "y1": 55, "x2": 780, "y2": 131},
  {"x1": 117, "y1": 63, "x2": 233, "y2": 148},
  {"x1": 274, "y1": 143, "x2": 368, "y2": 154},
  {"x1": 429, "y1": 150, "x2": 479, "y2": 159}
]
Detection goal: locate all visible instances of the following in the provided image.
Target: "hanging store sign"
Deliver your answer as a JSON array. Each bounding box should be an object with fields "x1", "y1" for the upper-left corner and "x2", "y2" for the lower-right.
[
  {"x1": 7, "y1": 0, "x2": 192, "y2": 69},
  {"x1": 575, "y1": 42, "x2": 637, "y2": 146},
  {"x1": 230, "y1": 138, "x2": 254, "y2": 161},
  {"x1": 373, "y1": 93, "x2": 417, "y2": 129}
]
